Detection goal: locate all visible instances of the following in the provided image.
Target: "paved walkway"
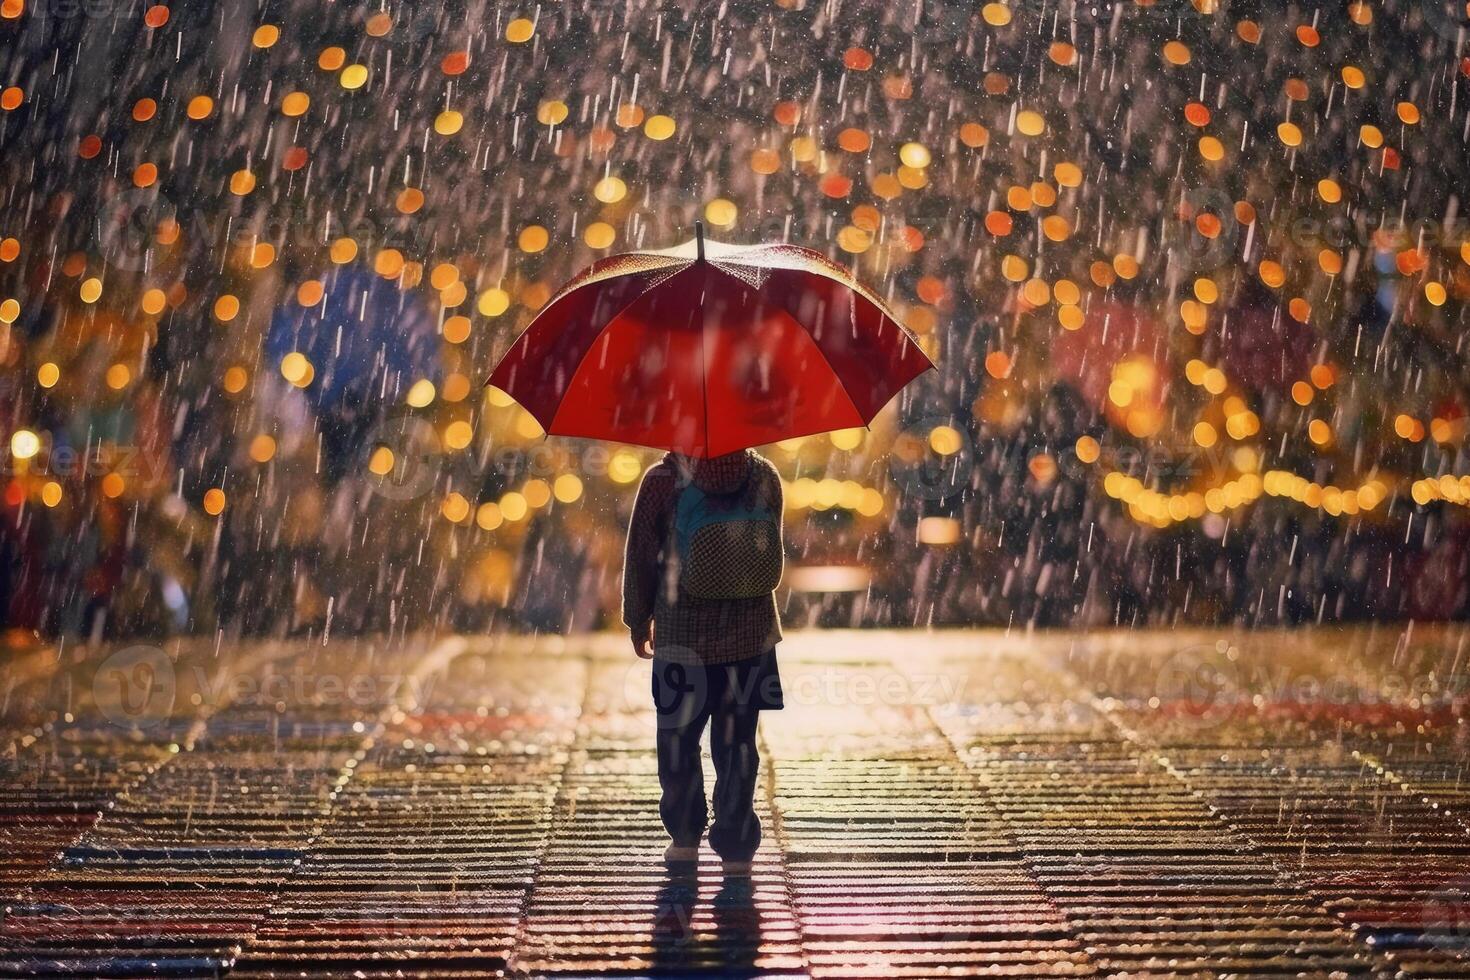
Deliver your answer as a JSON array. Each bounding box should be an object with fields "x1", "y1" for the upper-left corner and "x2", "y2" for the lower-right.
[{"x1": 2, "y1": 628, "x2": 1469, "y2": 977}]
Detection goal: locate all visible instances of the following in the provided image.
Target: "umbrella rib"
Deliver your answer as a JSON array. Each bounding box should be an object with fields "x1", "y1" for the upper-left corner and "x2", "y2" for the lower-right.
[
  {"x1": 710, "y1": 264, "x2": 874, "y2": 429},
  {"x1": 720, "y1": 254, "x2": 933, "y2": 358},
  {"x1": 542, "y1": 263, "x2": 696, "y2": 436},
  {"x1": 787, "y1": 313, "x2": 870, "y2": 427},
  {"x1": 699, "y1": 271, "x2": 711, "y2": 456}
]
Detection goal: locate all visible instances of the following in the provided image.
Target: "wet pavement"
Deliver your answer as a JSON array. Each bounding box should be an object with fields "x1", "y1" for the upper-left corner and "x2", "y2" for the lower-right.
[{"x1": 2, "y1": 627, "x2": 1468, "y2": 977}]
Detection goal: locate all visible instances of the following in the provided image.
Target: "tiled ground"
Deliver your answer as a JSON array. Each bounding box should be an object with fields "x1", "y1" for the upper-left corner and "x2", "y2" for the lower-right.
[{"x1": 1, "y1": 627, "x2": 1468, "y2": 977}]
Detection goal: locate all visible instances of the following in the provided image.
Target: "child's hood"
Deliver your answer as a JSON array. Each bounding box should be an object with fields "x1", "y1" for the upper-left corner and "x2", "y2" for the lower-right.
[{"x1": 667, "y1": 449, "x2": 752, "y2": 494}]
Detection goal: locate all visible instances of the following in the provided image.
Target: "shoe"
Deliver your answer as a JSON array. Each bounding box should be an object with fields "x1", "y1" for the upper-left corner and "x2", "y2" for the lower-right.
[
  {"x1": 663, "y1": 843, "x2": 699, "y2": 864},
  {"x1": 721, "y1": 859, "x2": 753, "y2": 877}
]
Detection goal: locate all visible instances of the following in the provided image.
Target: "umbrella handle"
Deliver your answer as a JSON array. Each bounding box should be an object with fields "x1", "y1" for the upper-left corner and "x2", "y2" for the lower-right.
[{"x1": 694, "y1": 220, "x2": 705, "y2": 262}]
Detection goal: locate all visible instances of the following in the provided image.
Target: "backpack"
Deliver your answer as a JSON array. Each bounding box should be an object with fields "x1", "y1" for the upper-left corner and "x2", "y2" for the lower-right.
[{"x1": 672, "y1": 466, "x2": 782, "y2": 600}]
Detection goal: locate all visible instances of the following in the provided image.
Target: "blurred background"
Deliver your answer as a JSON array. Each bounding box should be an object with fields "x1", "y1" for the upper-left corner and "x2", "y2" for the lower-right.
[{"x1": 1, "y1": 0, "x2": 1469, "y2": 645}]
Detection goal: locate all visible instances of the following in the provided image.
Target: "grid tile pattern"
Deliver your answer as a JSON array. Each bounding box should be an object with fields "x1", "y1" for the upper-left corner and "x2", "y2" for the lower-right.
[{"x1": 1, "y1": 628, "x2": 1466, "y2": 977}]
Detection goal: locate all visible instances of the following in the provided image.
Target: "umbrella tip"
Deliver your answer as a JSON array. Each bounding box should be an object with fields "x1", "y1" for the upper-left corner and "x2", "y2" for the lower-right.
[{"x1": 694, "y1": 220, "x2": 705, "y2": 262}]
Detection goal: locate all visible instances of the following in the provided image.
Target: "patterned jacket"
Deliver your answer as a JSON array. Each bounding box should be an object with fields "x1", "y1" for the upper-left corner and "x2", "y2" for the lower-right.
[{"x1": 622, "y1": 449, "x2": 784, "y2": 665}]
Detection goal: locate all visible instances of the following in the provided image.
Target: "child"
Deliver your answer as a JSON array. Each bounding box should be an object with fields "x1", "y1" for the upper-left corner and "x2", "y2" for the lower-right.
[{"x1": 623, "y1": 448, "x2": 785, "y2": 875}]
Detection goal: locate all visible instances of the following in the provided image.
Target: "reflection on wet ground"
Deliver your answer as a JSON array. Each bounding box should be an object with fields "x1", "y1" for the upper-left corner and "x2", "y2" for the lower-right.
[{"x1": 1, "y1": 627, "x2": 1468, "y2": 976}]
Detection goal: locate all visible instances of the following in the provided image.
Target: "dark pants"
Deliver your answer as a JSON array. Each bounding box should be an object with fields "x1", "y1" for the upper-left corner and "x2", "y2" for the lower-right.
[{"x1": 652, "y1": 651, "x2": 782, "y2": 861}]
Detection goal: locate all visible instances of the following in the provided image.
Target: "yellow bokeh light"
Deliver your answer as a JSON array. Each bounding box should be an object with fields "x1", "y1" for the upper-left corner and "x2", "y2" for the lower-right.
[
  {"x1": 609, "y1": 451, "x2": 643, "y2": 484},
  {"x1": 856, "y1": 488, "x2": 884, "y2": 517},
  {"x1": 229, "y1": 170, "x2": 257, "y2": 195},
  {"x1": 280, "y1": 352, "x2": 313, "y2": 388},
  {"x1": 593, "y1": 176, "x2": 627, "y2": 203},
  {"x1": 928, "y1": 425, "x2": 963, "y2": 456},
  {"x1": 505, "y1": 17, "x2": 534, "y2": 42},
  {"x1": 836, "y1": 226, "x2": 871, "y2": 254},
  {"x1": 518, "y1": 225, "x2": 549, "y2": 253},
  {"x1": 248, "y1": 434, "x2": 276, "y2": 463},
  {"x1": 442, "y1": 373, "x2": 472, "y2": 403},
  {"x1": 526, "y1": 478, "x2": 552, "y2": 511},
  {"x1": 444, "y1": 420, "x2": 474, "y2": 450},
  {"x1": 536, "y1": 100, "x2": 568, "y2": 126},
  {"x1": 434, "y1": 110, "x2": 463, "y2": 135},
  {"x1": 1016, "y1": 111, "x2": 1045, "y2": 137},
  {"x1": 478, "y1": 288, "x2": 512, "y2": 316},
  {"x1": 329, "y1": 238, "x2": 358, "y2": 264},
  {"x1": 898, "y1": 142, "x2": 931, "y2": 168},
  {"x1": 584, "y1": 222, "x2": 616, "y2": 249},
  {"x1": 368, "y1": 446, "x2": 395, "y2": 476},
  {"x1": 981, "y1": 3, "x2": 1012, "y2": 27},
  {"x1": 476, "y1": 502, "x2": 503, "y2": 530},
  {"x1": 443, "y1": 315, "x2": 471, "y2": 344},
  {"x1": 553, "y1": 473, "x2": 584, "y2": 504},
  {"x1": 281, "y1": 91, "x2": 309, "y2": 117},
  {"x1": 515, "y1": 411, "x2": 544, "y2": 439},
  {"x1": 643, "y1": 115, "x2": 676, "y2": 140},
  {"x1": 499, "y1": 491, "x2": 529, "y2": 522},
  {"x1": 704, "y1": 198, "x2": 738, "y2": 227},
  {"x1": 340, "y1": 64, "x2": 369, "y2": 90},
  {"x1": 441, "y1": 492, "x2": 471, "y2": 523},
  {"x1": 10, "y1": 428, "x2": 40, "y2": 460}
]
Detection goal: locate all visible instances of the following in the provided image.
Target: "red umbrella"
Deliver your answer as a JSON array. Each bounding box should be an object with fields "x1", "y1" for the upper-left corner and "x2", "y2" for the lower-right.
[{"x1": 487, "y1": 225, "x2": 933, "y2": 458}]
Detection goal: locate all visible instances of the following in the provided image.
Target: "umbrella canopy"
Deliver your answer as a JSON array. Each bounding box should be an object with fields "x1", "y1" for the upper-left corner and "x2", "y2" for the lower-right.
[{"x1": 487, "y1": 227, "x2": 934, "y2": 458}]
